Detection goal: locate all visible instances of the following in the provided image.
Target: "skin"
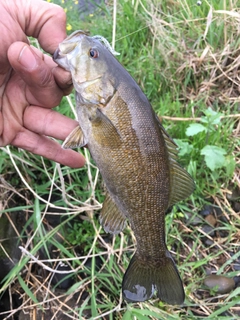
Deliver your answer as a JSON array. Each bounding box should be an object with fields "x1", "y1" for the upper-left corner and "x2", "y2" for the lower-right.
[{"x1": 0, "y1": 0, "x2": 85, "y2": 168}]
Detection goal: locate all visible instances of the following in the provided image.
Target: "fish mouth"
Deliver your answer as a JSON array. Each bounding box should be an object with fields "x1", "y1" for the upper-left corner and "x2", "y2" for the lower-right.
[
  {"x1": 53, "y1": 30, "x2": 88, "y2": 63},
  {"x1": 52, "y1": 48, "x2": 70, "y2": 70},
  {"x1": 53, "y1": 48, "x2": 61, "y2": 61},
  {"x1": 53, "y1": 47, "x2": 68, "y2": 66}
]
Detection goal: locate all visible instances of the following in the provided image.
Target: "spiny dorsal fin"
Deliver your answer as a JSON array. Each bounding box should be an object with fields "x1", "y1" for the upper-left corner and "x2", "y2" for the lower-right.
[
  {"x1": 156, "y1": 116, "x2": 195, "y2": 207},
  {"x1": 99, "y1": 191, "x2": 127, "y2": 234},
  {"x1": 62, "y1": 126, "x2": 87, "y2": 149}
]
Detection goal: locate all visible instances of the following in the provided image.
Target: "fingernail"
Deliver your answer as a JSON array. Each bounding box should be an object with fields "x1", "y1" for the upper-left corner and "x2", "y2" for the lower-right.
[{"x1": 18, "y1": 46, "x2": 37, "y2": 69}]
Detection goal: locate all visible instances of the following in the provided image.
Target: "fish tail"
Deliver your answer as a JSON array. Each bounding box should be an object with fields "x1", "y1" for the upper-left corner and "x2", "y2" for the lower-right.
[{"x1": 122, "y1": 251, "x2": 185, "y2": 305}]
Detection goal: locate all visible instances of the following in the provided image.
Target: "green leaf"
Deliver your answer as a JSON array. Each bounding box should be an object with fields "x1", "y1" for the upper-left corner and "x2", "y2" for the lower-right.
[
  {"x1": 174, "y1": 139, "x2": 194, "y2": 156},
  {"x1": 200, "y1": 145, "x2": 227, "y2": 171},
  {"x1": 201, "y1": 107, "x2": 223, "y2": 125},
  {"x1": 225, "y1": 155, "x2": 236, "y2": 177},
  {"x1": 186, "y1": 123, "x2": 207, "y2": 136},
  {"x1": 18, "y1": 275, "x2": 41, "y2": 306},
  {"x1": 122, "y1": 310, "x2": 133, "y2": 320},
  {"x1": 66, "y1": 280, "x2": 86, "y2": 295},
  {"x1": 208, "y1": 297, "x2": 239, "y2": 318},
  {"x1": 132, "y1": 309, "x2": 161, "y2": 318}
]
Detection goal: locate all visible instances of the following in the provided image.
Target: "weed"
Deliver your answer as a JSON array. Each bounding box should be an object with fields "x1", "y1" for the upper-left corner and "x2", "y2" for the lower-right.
[{"x1": 176, "y1": 107, "x2": 236, "y2": 174}]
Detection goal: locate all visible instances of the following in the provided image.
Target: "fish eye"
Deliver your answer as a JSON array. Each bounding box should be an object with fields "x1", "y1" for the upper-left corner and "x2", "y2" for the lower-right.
[{"x1": 89, "y1": 48, "x2": 99, "y2": 58}]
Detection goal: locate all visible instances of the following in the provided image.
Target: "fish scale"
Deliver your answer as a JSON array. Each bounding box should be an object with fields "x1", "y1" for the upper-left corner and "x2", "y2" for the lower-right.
[{"x1": 53, "y1": 30, "x2": 195, "y2": 305}]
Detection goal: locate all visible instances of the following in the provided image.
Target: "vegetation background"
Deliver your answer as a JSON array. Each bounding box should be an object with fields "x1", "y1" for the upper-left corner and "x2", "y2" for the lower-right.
[{"x1": 0, "y1": 0, "x2": 240, "y2": 319}]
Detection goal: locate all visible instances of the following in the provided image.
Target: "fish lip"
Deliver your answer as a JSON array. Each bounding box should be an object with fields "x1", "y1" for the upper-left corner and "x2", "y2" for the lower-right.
[
  {"x1": 53, "y1": 48, "x2": 60, "y2": 61},
  {"x1": 52, "y1": 47, "x2": 68, "y2": 63},
  {"x1": 52, "y1": 48, "x2": 70, "y2": 70}
]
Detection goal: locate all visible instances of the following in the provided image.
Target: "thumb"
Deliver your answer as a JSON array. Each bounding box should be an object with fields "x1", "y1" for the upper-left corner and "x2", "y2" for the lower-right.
[{"x1": 8, "y1": 42, "x2": 63, "y2": 108}]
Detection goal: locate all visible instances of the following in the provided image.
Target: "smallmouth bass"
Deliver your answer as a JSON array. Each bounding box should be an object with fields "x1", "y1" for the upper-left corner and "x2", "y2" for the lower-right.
[{"x1": 53, "y1": 31, "x2": 195, "y2": 305}]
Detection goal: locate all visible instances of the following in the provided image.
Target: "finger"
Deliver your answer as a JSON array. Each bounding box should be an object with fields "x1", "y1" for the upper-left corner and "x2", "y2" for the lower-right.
[
  {"x1": 12, "y1": 128, "x2": 85, "y2": 168},
  {"x1": 8, "y1": 42, "x2": 63, "y2": 108},
  {"x1": 24, "y1": 0, "x2": 67, "y2": 54},
  {"x1": 30, "y1": 46, "x2": 73, "y2": 95},
  {"x1": 52, "y1": 66, "x2": 73, "y2": 96},
  {"x1": 29, "y1": 46, "x2": 73, "y2": 95},
  {"x1": 0, "y1": 5, "x2": 28, "y2": 73},
  {"x1": 23, "y1": 106, "x2": 78, "y2": 141}
]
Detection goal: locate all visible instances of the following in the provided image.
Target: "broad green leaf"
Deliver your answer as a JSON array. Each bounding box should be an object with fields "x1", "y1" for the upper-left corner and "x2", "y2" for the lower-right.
[
  {"x1": 174, "y1": 139, "x2": 194, "y2": 156},
  {"x1": 201, "y1": 107, "x2": 223, "y2": 125},
  {"x1": 200, "y1": 145, "x2": 227, "y2": 171},
  {"x1": 122, "y1": 310, "x2": 133, "y2": 320},
  {"x1": 225, "y1": 155, "x2": 236, "y2": 177},
  {"x1": 186, "y1": 123, "x2": 207, "y2": 136}
]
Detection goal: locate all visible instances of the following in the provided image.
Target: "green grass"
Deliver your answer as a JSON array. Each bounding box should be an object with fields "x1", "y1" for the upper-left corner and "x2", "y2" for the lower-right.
[{"x1": 1, "y1": 0, "x2": 240, "y2": 319}]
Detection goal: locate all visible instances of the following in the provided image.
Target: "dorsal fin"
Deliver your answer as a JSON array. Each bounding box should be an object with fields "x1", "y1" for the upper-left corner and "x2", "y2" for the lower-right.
[
  {"x1": 168, "y1": 157, "x2": 195, "y2": 207},
  {"x1": 156, "y1": 116, "x2": 195, "y2": 207}
]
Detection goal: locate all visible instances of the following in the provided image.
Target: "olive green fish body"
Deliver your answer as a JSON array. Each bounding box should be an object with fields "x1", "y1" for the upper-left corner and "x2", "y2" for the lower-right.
[{"x1": 53, "y1": 31, "x2": 195, "y2": 304}]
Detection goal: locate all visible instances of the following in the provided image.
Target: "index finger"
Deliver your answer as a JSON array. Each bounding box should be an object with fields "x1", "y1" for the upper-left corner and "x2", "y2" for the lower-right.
[
  {"x1": 23, "y1": 0, "x2": 67, "y2": 53},
  {"x1": 12, "y1": 128, "x2": 85, "y2": 168},
  {"x1": 23, "y1": 106, "x2": 78, "y2": 141}
]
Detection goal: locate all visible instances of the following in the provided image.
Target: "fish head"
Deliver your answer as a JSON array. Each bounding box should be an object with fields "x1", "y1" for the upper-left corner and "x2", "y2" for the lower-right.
[{"x1": 53, "y1": 30, "x2": 117, "y2": 105}]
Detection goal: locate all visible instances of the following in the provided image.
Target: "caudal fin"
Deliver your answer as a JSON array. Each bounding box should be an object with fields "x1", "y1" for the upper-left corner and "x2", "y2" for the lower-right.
[{"x1": 122, "y1": 251, "x2": 184, "y2": 305}]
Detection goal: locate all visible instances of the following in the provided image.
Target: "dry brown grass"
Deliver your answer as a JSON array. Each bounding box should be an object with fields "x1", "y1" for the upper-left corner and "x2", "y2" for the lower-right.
[{"x1": 145, "y1": 0, "x2": 240, "y2": 107}]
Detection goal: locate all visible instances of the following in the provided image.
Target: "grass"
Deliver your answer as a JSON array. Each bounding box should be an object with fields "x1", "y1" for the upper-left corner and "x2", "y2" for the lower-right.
[{"x1": 1, "y1": 0, "x2": 240, "y2": 319}]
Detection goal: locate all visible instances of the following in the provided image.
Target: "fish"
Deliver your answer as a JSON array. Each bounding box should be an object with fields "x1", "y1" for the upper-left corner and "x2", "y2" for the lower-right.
[{"x1": 53, "y1": 30, "x2": 195, "y2": 305}]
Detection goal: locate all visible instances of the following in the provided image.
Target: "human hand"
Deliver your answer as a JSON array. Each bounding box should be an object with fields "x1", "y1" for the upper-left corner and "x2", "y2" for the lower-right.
[{"x1": 0, "y1": 0, "x2": 85, "y2": 168}]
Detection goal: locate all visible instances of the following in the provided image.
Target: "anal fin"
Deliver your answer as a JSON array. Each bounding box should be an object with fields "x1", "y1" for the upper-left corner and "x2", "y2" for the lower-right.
[{"x1": 100, "y1": 191, "x2": 127, "y2": 235}]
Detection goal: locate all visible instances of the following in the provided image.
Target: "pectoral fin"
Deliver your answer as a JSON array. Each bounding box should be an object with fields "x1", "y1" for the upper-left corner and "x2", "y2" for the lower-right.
[
  {"x1": 91, "y1": 108, "x2": 122, "y2": 148},
  {"x1": 62, "y1": 126, "x2": 87, "y2": 149},
  {"x1": 100, "y1": 191, "x2": 127, "y2": 234}
]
